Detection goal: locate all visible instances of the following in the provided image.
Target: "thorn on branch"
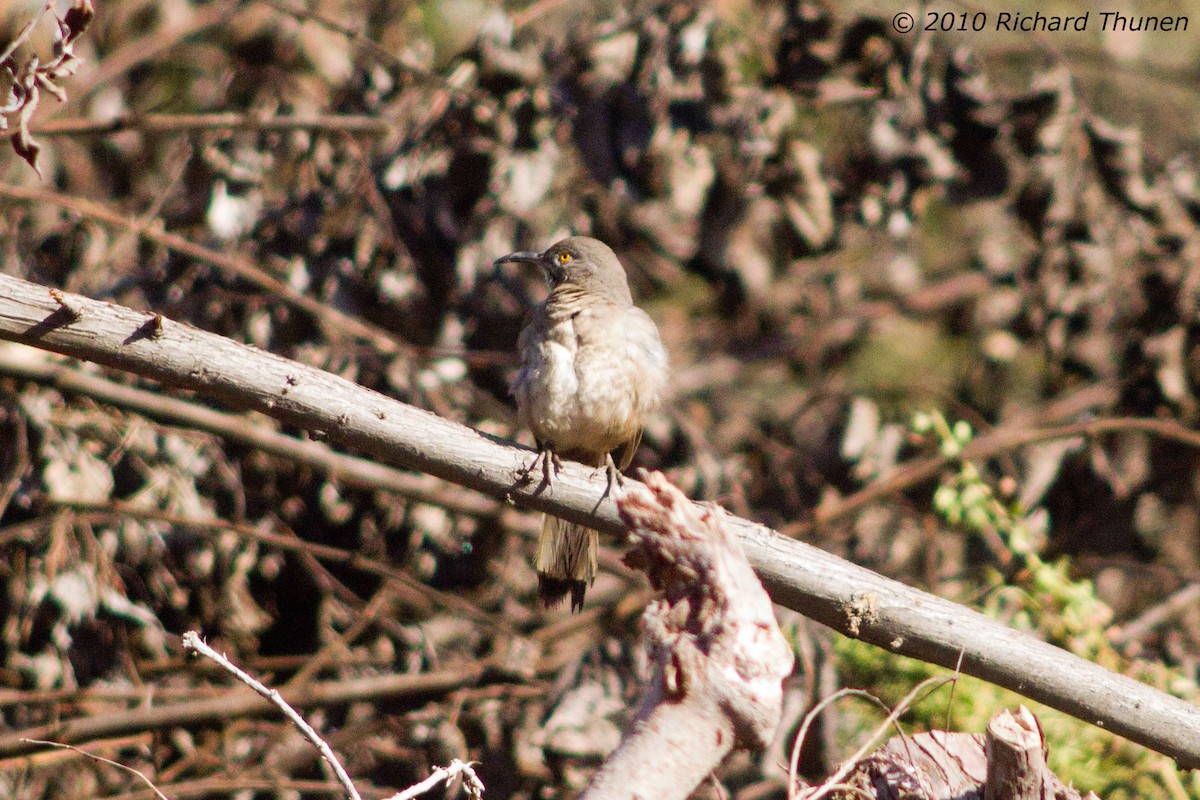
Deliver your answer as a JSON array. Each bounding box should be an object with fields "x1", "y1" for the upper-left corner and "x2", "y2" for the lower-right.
[
  {"x1": 48, "y1": 288, "x2": 82, "y2": 319},
  {"x1": 126, "y1": 312, "x2": 168, "y2": 344}
]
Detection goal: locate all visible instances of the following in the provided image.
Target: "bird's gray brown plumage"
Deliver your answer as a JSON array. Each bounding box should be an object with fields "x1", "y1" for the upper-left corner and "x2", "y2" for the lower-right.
[{"x1": 498, "y1": 236, "x2": 669, "y2": 610}]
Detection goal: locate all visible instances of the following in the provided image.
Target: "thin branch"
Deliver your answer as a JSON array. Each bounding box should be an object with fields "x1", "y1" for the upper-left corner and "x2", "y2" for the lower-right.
[
  {"x1": 0, "y1": 183, "x2": 513, "y2": 370},
  {"x1": 58, "y1": 0, "x2": 242, "y2": 112},
  {"x1": 106, "y1": 776, "x2": 356, "y2": 800},
  {"x1": 0, "y1": 2, "x2": 53, "y2": 66},
  {"x1": 510, "y1": 0, "x2": 571, "y2": 28},
  {"x1": 788, "y1": 689, "x2": 893, "y2": 800},
  {"x1": 0, "y1": 655, "x2": 489, "y2": 760},
  {"x1": 0, "y1": 343, "x2": 505, "y2": 518},
  {"x1": 797, "y1": 411, "x2": 1200, "y2": 534},
  {"x1": 182, "y1": 632, "x2": 363, "y2": 800},
  {"x1": 25, "y1": 111, "x2": 393, "y2": 137},
  {"x1": 384, "y1": 759, "x2": 485, "y2": 800},
  {"x1": 0, "y1": 668, "x2": 544, "y2": 711},
  {"x1": 1109, "y1": 582, "x2": 1200, "y2": 647},
  {"x1": 800, "y1": 677, "x2": 954, "y2": 800},
  {"x1": 39, "y1": 500, "x2": 512, "y2": 629},
  {"x1": 2, "y1": 273, "x2": 1200, "y2": 767},
  {"x1": 0, "y1": 183, "x2": 409, "y2": 357},
  {"x1": 258, "y1": 0, "x2": 458, "y2": 88},
  {"x1": 18, "y1": 739, "x2": 170, "y2": 800}
]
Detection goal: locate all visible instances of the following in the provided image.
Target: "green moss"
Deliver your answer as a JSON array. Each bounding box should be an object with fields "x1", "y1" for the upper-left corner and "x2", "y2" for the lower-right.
[
  {"x1": 914, "y1": 196, "x2": 979, "y2": 279},
  {"x1": 847, "y1": 317, "x2": 971, "y2": 410},
  {"x1": 418, "y1": 0, "x2": 490, "y2": 66},
  {"x1": 710, "y1": 3, "x2": 770, "y2": 85},
  {"x1": 645, "y1": 269, "x2": 712, "y2": 317},
  {"x1": 790, "y1": 104, "x2": 874, "y2": 173}
]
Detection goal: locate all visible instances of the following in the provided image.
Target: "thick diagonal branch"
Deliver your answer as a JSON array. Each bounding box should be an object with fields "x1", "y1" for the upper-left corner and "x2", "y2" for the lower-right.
[{"x1": 1, "y1": 273, "x2": 1200, "y2": 767}]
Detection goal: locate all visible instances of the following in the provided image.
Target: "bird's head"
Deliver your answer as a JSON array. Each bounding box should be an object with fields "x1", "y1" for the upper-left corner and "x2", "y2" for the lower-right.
[{"x1": 495, "y1": 236, "x2": 633, "y2": 305}]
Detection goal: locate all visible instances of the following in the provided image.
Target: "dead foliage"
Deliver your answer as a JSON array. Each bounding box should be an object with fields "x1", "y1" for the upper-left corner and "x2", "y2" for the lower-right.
[{"x1": 1, "y1": 0, "x2": 1199, "y2": 797}]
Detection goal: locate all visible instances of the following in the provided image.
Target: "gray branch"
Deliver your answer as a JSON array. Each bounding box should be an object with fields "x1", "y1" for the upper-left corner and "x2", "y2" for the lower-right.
[{"x1": 2, "y1": 273, "x2": 1199, "y2": 767}]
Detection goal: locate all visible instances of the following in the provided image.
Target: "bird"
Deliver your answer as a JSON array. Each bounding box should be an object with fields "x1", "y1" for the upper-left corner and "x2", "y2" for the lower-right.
[{"x1": 496, "y1": 236, "x2": 669, "y2": 610}]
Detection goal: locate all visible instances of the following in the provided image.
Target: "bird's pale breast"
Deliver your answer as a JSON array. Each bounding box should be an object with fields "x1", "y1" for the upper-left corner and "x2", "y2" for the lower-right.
[{"x1": 513, "y1": 300, "x2": 666, "y2": 458}]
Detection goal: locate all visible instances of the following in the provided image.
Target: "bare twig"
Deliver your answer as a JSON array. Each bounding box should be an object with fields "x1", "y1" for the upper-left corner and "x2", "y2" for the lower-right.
[
  {"x1": 0, "y1": 659, "x2": 489, "y2": 760},
  {"x1": 800, "y1": 676, "x2": 954, "y2": 800},
  {"x1": 182, "y1": 631, "x2": 361, "y2": 800},
  {"x1": 0, "y1": 184, "x2": 514, "y2": 372},
  {"x1": 257, "y1": 0, "x2": 453, "y2": 86},
  {"x1": 18, "y1": 739, "x2": 170, "y2": 800},
  {"x1": 510, "y1": 0, "x2": 571, "y2": 28},
  {"x1": 0, "y1": 343, "x2": 504, "y2": 519},
  {"x1": 0, "y1": 2, "x2": 54, "y2": 66},
  {"x1": 184, "y1": 633, "x2": 490, "y2": 800},
  {"x1": 0, "y1": 182, "x2": 408, "y2": 356},
  {"x1": 59, "y1": 0, "x2": 241, "y2": 110},
  {"x1": 787, "y1": 689, "x2": 892, "y2": 800},
  {"x1": 115, "y1": 776, "x2": 356, "y2": 800},
  {"x1": 1109, "y1": 582, "x2": 1200, "y2": 647},
  {"x1": 25, "y1": 111, "x2": 392, "y2": 137},
  {"x1": 41, "y1": 499, "x2": 511, "y2": 629},
  {"x1": 798, "y1": 412, "x2": 1200, "y2": 534},
  {"x1": 384, "y1": 759, "x2": 485, "y2": 800}
]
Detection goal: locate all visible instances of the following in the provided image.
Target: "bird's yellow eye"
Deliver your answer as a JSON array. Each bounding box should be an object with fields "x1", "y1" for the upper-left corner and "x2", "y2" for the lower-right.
[{"x1": 557, "y1": 251, "x2": 573, "y2": 265}]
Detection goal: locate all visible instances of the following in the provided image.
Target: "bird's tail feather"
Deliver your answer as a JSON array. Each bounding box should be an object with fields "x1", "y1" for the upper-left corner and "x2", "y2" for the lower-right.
[{"x1": 535, "y1": 514, "x2": 598, "y2": 611}]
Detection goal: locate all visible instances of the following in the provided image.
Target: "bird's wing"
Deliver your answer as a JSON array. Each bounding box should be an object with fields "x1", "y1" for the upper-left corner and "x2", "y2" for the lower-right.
[
  {"x1": 613, "y1": 428, "x2": 643, "y2": 471},
  {"x1": 623, "y1": 308, "x2": 669, "y2": 388},
  {"x1": 510, "y1": 305, "x2": 549, "y2": 398}
]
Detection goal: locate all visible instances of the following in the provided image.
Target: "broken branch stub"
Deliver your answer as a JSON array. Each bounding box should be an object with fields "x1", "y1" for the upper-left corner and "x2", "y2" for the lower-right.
[
  {"x1": 578, "y1": 471, "x2": 793, "y2": 800},
  {"x1": 843, "y1": 707, "x2": 1098, "y2": 800}
]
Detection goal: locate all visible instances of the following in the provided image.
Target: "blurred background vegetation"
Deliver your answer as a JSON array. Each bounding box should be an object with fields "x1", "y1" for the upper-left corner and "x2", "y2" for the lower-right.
[{"x1": 4, "y1": 0, "x2": 1200, "y2": 797}]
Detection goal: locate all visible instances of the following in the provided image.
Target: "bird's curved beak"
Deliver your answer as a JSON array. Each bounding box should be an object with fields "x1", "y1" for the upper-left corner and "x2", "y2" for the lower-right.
[
  {"x1": 494, "y1": 251, "x2": 543, "y2": 267},
  {"x1": 494, "y1": 250, "x2": 553, "y2": 281}
]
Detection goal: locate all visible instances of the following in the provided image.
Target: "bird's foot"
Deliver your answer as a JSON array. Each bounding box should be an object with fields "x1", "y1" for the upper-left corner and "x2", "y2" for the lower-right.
[
  {"x1": 594, "y1": 453, "x2": 625, "y2": 504},
  {"x1": 516, "y1": 445, "x2": 562, "y2": 495}
]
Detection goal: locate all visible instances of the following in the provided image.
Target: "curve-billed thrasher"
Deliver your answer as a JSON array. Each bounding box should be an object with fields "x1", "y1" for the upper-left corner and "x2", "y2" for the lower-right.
[{"x1": 497, "y1": 236, "x2": 668, "y2": 610}]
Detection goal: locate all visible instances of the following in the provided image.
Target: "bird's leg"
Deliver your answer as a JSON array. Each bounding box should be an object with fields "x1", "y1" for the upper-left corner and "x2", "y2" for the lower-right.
[
  {"x1": 542, "y1": 447, "x2": 563, "y2": 486},
  {"x1": 516, "y1": 441, "x2": 562, "y2": 495},
  {"x1": 594, "y1": 452, "x2": 626, "y2": 505},
  {"x1": 606, "y1": 453, "x2": 626, "y2": 489}
]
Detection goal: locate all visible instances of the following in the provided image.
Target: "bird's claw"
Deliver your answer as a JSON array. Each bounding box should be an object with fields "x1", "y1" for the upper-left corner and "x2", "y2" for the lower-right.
[
  {"x1": 543, "y1": 449, "x2": 563, "y2": 485},
  {"x1": 517, "y1": 446, "x2": 561, "y2": 495},
  {"x1": 594, "y1": 454, "x2": 625, "y2": 504}
]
